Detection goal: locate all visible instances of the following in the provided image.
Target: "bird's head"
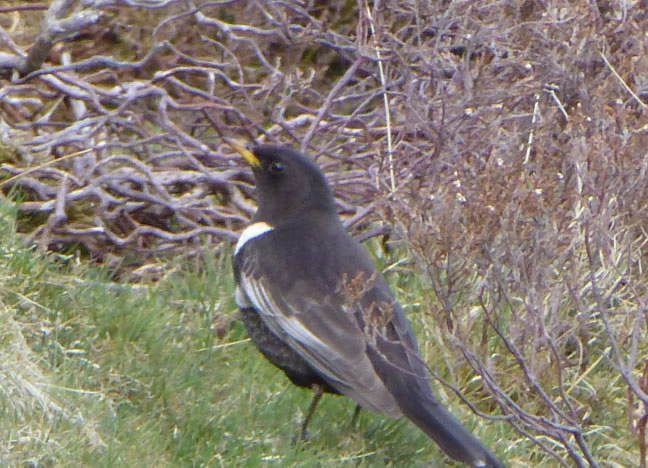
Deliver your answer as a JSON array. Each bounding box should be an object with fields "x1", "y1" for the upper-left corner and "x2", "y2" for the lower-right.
[{"x1": 229, "y1": 142, "x2": 337, "y2": 225}]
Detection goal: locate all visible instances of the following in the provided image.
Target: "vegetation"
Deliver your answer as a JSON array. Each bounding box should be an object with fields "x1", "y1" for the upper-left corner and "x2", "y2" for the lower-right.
[
  {"x1": 0, "y1": 199, "x2": 493, "y2": 467},
  {"x1": 1, "y1": 1, "x2": 647, "y2": 466}
]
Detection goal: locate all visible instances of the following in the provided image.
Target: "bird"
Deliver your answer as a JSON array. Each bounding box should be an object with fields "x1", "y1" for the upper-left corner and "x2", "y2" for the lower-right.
[{"x1": 229, "y1": 141, "x2": 505, "y2": 468}]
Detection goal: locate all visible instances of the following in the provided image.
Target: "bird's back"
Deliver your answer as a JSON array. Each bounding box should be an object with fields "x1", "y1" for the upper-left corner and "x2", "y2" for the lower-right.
[{"x1": 238, "y1": 215, "x2": 432, "y2": 412}]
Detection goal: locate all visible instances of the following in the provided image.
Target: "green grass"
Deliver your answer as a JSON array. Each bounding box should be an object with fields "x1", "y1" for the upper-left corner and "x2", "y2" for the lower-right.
[
  {"x1": 3, "y1": 195, "x2": 642, "y2": 466},
  {"x1": 0, "y1": 200, "x2": 488, "y2": 467}
]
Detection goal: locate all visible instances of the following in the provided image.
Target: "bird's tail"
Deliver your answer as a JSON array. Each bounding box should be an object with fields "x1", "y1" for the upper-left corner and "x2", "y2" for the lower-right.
[
  {"x1": 365, "y1": 332, "x2": 505, "y2": 467},
  {"x1": 363, "y1": 298, "x2": 505, "y2": 467},
  {"x1": 399, "y1": 389, "x2": 505, "y2": 468}
]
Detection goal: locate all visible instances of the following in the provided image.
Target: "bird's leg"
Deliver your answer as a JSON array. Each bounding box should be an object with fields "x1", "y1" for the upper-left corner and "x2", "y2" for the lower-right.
[
  {"x1": 350, "y1": 404, "x2": 362, "y2": 428},
  {"x1": 300, "y1": 383, "x2": 324, "y2": 440}
]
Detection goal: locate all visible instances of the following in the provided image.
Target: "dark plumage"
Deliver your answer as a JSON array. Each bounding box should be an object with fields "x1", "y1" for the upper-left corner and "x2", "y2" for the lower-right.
[{"x1": 231, "y1": 143, "x2": 505, "y2": 468}]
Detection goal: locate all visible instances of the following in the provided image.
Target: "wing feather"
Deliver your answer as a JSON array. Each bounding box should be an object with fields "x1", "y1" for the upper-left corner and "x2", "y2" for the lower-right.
[{"x1": 238, "y1": 259, "x2": 401, "y2": 416}]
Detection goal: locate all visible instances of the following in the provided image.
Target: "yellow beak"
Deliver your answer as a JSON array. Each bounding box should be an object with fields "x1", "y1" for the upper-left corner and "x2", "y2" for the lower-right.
[{"x1": 225, "y1": 138, "x2": 261, "y2": 167}]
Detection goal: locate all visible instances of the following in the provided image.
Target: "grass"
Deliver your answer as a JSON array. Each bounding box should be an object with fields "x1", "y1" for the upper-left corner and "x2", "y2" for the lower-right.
[
  {"x1": 2, "y1": 192, "x2": 641, "y2": 466},
  {"x1": 0, "y1": 199, "x2": 499, "y2": 467}
]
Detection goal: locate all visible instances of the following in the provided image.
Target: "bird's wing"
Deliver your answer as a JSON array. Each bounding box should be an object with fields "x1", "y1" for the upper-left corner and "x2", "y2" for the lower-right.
[{"x1": 235, "y1": 235, "x2": 401, "y2": 416}]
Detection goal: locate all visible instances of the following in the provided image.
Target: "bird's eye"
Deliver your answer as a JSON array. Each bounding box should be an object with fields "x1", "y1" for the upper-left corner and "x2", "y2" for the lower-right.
[{"x1": 269, "y1": 161, "x2": 284, "y2": 174}]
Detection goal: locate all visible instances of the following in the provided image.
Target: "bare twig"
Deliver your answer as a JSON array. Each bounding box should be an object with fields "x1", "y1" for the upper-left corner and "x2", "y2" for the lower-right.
[{"x1": 600, "y1": 51, "x2": 648, "y2": 109}]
